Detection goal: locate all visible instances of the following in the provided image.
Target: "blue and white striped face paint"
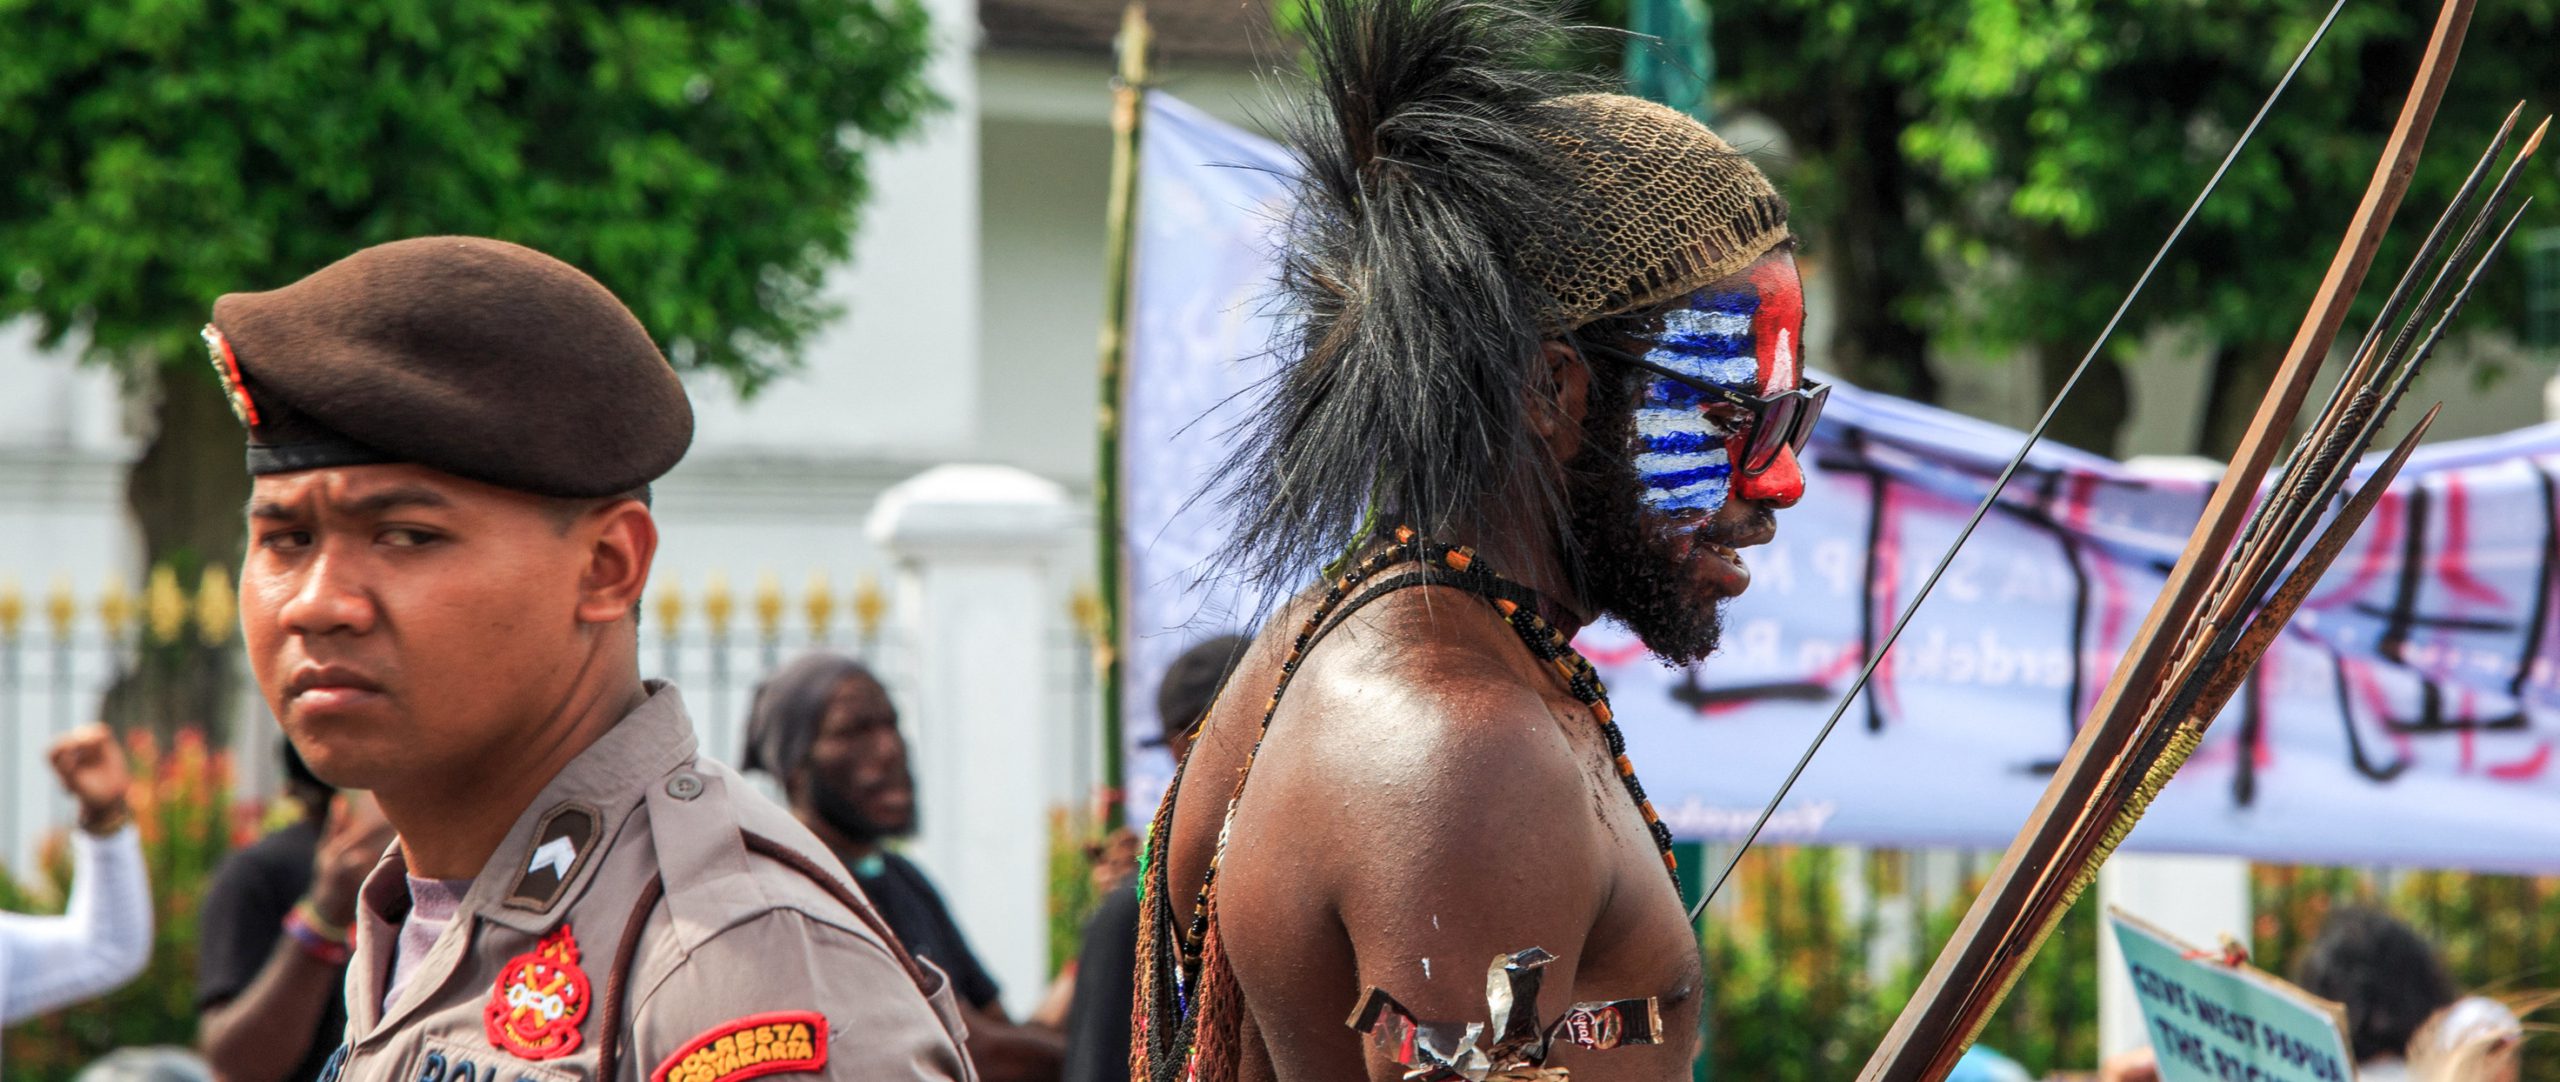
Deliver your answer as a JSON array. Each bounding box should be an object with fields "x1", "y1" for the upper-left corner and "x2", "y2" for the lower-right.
[{"x1": 1633, "y1": 289, "x2": 1762, "y2": 516}]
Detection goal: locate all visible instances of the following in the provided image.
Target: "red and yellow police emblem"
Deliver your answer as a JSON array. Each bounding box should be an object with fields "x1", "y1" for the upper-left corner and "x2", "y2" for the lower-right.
[
  {"x1": 198, "y1": 325, "x2": 261, "y2": 427},
  {"x1": 484, "y1": 924, "x2": 591, "y2": 1060},
  {"x1": 650, "y1": 1011, "x2": 828, "y2": 1082}
]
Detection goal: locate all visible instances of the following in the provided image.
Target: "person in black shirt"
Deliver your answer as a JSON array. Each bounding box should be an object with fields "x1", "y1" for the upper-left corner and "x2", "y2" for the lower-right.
[
  {"x1": 745, "y1": 652, "x2": 1064, "y2": 1081},
  {"x1": 1059, "y1": 633, "x2": 1246, "y2": 1082},
  {"x1": 195, "y1": 741, "x2": 397, "y2": 1082}
]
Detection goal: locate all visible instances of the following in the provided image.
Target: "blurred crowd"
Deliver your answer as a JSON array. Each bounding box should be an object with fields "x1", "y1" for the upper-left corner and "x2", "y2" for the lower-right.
[
  {"x1": 6, "y1": 636, "x2": 2541, "y2": 1082},
  {"x1": 1, "y1": 633, "x2": 1253, "y2": 1082}
]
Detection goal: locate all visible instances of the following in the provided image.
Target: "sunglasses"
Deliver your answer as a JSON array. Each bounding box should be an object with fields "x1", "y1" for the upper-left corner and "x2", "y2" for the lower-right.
[{"x1": 1576, "y1": 339, "x2": 1830, "y2": 476}]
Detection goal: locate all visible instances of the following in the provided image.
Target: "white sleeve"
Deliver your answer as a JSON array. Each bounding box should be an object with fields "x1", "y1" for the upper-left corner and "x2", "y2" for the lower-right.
[{"x1": 0, "y1": 824, "x2": 155, "y2": 1023}]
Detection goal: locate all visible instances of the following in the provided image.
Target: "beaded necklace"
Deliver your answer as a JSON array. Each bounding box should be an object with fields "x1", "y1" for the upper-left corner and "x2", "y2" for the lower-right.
[{"x1": 1175, "y1": 526, "x2": 1681, "y2": 972}]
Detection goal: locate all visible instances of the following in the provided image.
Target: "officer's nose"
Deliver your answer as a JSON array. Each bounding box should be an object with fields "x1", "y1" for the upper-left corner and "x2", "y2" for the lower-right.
[
  {"x1": 1735, "y1": 445, "x2": 1806, "y2": 509},
  {"x1": 278, "y1": 549, "x2": 379, "y2": 638}
]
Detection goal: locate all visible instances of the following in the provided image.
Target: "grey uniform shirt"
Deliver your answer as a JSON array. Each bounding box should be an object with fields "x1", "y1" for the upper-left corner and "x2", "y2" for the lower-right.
[{"x1": 323, "y1": 683, "x2": 975, "y2": 1082}]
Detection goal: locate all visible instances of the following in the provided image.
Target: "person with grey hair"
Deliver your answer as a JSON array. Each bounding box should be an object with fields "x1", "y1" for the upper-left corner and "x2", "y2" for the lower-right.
[{"x1": 746, "y1": 652, "x2": 1065, "y2": 1082}]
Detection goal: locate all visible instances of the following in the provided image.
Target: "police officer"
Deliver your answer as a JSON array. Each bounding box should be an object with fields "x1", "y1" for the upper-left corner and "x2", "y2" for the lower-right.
[{"x1": 213, "y1": 236, "x2": 975, "y2": 1081}]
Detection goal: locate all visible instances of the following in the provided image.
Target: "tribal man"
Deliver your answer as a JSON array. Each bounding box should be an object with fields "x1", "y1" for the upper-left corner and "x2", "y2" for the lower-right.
[{"x1": 1135, "y1": 0, "x2": 1820, "y2": 1079}]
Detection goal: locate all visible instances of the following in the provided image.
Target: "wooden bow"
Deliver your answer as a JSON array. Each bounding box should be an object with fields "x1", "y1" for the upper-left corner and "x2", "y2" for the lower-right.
[{"x1": 1853, "y1": 0, "x2": 2552, "y2": 1076}]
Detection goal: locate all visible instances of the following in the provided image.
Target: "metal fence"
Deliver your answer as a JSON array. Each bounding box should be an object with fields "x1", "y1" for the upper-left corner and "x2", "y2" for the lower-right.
[{"x1": 0, "y1": 567, "x2": 1105, "y2": 872}]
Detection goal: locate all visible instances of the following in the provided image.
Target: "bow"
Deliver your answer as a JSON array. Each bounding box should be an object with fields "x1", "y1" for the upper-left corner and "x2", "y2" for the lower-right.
[{"x1": 1681, "y1": 0, "x2": 2544, "y2": 1077}]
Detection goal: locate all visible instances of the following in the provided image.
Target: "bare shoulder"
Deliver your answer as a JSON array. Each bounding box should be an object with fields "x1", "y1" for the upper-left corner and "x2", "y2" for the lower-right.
[
  {"x1": 1224, "y1": 586, "x2": 1612, "y2": 908},
  {"x1": 1210, "y1": 588, "x2": 1626, "y2": 1079},
  {"x1": 1295, "y1": 588, "x2": 1591, "y2": 794}
]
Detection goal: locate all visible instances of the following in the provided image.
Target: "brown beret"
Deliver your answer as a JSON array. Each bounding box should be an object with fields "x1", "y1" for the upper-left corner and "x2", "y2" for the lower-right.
[{"x1": 204, "y1": 236, "x2": 693, "y2": 498}]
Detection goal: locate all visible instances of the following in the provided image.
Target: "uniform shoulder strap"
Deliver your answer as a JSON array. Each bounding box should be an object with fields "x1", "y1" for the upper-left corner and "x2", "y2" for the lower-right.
[{"x1": 739, "y1": 830, "x2": 936, "y2": 995}]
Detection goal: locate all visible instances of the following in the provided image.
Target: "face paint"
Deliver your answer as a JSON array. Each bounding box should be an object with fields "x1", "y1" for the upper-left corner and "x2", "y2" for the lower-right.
[
  {"x1": 1631, "y1": 290, "x2": 1757, "y2": 516},
  {"x1": 1733, "y1": 257, "x2": 1808, "y2": 508},
  {"x1": 1629, "y1": 257, "x2": 1809, "y2": 516}
]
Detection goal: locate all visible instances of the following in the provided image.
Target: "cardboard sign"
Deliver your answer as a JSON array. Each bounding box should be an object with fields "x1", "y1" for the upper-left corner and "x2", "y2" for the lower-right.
[{"x1": 2107, "y1": 908, "x2": 2355, "y2": 1082}]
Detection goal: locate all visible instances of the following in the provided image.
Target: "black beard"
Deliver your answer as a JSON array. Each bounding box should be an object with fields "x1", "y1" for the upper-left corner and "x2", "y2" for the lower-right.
[
  {"x1": 1563, "y1": 402, "x2": 1733, "y2": 666},
  {"x1": 808, "y1": 769, "x2": 915, "y2": 846}
]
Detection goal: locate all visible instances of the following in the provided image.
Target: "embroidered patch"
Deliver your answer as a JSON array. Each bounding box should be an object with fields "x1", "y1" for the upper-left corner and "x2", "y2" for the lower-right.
[
  {"x1": 199, "y1": 325, "x2": 261, "y2": 427},
  {"x1": 506, "y1": 803, "x2": 600, "y2": 912},
  {"x1": 484, "y1": 925, "x2": 592, "y2": 1060},
  {"x1": 650, "y1": 1011, "x2": 829, "y2": 1082}
]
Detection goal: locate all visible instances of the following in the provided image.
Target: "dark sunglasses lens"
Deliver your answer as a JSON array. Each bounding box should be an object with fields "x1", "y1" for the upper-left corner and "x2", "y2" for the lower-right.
[
  {"x1": 1791, "y1": 388, "x2": 1829, "y2": 454},
  {"x1": 1747, "y1": 395, "x2": 1798, "y2": 473}
]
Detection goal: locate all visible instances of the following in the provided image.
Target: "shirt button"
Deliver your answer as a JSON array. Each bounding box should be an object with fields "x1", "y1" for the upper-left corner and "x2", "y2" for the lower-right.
[{"x1": 666, "y1": 772, "x2": 704, "y2": 800}]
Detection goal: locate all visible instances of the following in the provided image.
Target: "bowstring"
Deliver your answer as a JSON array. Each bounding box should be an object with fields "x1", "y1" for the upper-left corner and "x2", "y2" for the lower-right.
[{"x1": 1690, "y1": 0, "x2": 2352, "y2": 923}]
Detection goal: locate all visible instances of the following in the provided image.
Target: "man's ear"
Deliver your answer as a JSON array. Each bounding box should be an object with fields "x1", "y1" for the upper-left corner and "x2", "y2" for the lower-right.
[
  {"x1": 575, "y1": 499, "x2": 658, "y2": 625},
  {"x1": 1530, "y1": 338, "x2": 1593, "y2": 461}
]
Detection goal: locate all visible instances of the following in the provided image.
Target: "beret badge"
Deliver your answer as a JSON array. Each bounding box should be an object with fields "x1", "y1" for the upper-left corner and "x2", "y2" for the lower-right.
[{"x1": 199, "y1": 325, "x2": 261, "y2": 427}]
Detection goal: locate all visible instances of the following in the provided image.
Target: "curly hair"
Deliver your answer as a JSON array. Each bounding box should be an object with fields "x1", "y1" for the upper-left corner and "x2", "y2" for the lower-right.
[{"x1": 2291, "y1": 906, "x2": 2460, "y2": 1062}]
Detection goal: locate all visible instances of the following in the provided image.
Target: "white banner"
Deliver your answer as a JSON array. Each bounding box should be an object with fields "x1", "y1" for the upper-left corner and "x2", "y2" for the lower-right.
[{"x1": 1119, "y1": 93, "x2": 2560, "y2": 871}]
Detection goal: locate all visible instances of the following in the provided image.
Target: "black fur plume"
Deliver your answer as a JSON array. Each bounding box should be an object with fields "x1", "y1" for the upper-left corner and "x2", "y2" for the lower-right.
[{"x1": 1217, "y1": 0, "x2": 1607, "y2": 599}]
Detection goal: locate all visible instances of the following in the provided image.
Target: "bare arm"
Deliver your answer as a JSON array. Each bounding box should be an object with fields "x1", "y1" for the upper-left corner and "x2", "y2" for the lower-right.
[
  {"x1": 199, "y1": 794, "x2": 392, "y2": 1082},
  {"x1": 1218, "y1": 662, "x2": 1627, "y2": 1081},
  {"x1": 198, "y1": 938, "x2": 350, "y2": 1082},
  {"x1": 958, "y1": 1001, "x2": 1067, "y2": 1082}
]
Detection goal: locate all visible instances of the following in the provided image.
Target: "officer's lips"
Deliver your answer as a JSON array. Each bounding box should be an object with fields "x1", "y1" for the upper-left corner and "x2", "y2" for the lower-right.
[{"x1": 285, "y1": 664, "x2": 388, "y2": 712}]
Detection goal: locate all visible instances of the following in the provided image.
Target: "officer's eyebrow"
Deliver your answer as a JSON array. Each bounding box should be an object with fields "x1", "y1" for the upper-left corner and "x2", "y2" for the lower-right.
[
  {"x1": 342, "y1": 486, "x2": 453, "y2": 517},
  {"x1": 245, "y1": 485, "x2": 452, "y2": 521}
]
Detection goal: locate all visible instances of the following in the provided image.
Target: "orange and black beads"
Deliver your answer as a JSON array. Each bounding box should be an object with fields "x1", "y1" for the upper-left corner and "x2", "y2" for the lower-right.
[
  {"x1": 1438, "y1": 542, "x2": 1683, "y2": 888},
  {"x1": 1181, "y1": 532, "x2": 1424, "y2": 964}
]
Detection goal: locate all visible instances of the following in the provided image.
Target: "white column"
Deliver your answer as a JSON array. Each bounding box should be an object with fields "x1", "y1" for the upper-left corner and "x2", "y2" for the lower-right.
[
  {"x1": 870, "y1": 464, "x2": 1073, "y2": 1021},
  {"x1": 2096, "y1": 852, "x2": 2253, "y2": 1056}
]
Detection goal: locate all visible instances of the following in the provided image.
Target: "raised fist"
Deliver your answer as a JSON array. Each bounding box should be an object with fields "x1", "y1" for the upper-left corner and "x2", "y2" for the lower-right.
[{"x1": 48, "y1": 724, "x2": 133, "y2": 833}]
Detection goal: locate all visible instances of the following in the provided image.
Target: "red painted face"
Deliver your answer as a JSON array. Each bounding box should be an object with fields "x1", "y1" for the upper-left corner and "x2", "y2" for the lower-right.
[{"x1": 1732, "y1": 254, "x2": 1807, "y2": 508}]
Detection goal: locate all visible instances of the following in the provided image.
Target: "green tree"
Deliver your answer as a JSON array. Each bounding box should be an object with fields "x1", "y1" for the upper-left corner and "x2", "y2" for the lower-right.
[
  {"x1": 0, "y1": 0, "x2": 936, "y2": 736},
  {"x1": 1716, "y1": 0, "x2": 2560, "y2": 454}
]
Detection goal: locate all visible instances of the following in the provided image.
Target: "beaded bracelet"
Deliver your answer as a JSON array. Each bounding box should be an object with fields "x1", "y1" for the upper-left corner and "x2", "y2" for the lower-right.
[
  {"x1": 283, "y1": 907, "x2": 352, "y2": 966},
  {"x1": 292, "y1": 898, "x2": 350, "y2": 942}
]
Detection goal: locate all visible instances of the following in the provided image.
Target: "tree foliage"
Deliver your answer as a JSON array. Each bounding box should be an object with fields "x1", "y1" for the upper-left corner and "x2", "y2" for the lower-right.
[
  {"x1": 0, "y1": 0, "x2": 936, "y2": 735},
  {"x1": 0, "y1": 0, "x2": 936, "y2": 389},
  {"x1": 1714, "y1": 0, "x2": 2560, "y2": 454}
]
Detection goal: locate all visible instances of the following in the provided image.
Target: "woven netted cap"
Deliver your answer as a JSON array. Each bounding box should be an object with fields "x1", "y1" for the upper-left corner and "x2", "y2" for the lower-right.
[{"x1": 1521, "y1": 93, "x2": 1790, "y2": 326}]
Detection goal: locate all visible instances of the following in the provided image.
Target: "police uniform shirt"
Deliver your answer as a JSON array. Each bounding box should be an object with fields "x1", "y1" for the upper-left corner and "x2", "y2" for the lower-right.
[{"x1": 323, "y1": 683, "x2": 976, "y2": 1082}]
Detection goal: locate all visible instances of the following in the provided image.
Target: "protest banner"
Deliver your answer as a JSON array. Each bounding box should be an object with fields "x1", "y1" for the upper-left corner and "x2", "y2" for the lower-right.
[
  {"x1": 1120, "y1": 92, "x2": 2560, "y2": 871},
  {"x1": 2108, "y1": 909, "x2": 2354, "y2": 1082}
]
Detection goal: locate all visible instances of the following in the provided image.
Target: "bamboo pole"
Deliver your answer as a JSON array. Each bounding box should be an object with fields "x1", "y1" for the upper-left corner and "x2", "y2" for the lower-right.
[{"x1": 1093, "y1": 2, "x2": 1153, "y2": 829}]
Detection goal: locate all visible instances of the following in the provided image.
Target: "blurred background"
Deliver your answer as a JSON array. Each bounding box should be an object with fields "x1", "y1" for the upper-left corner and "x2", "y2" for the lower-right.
[{"x1": 1, "y1": 0, "x2": 2556, "y2": 1078}]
